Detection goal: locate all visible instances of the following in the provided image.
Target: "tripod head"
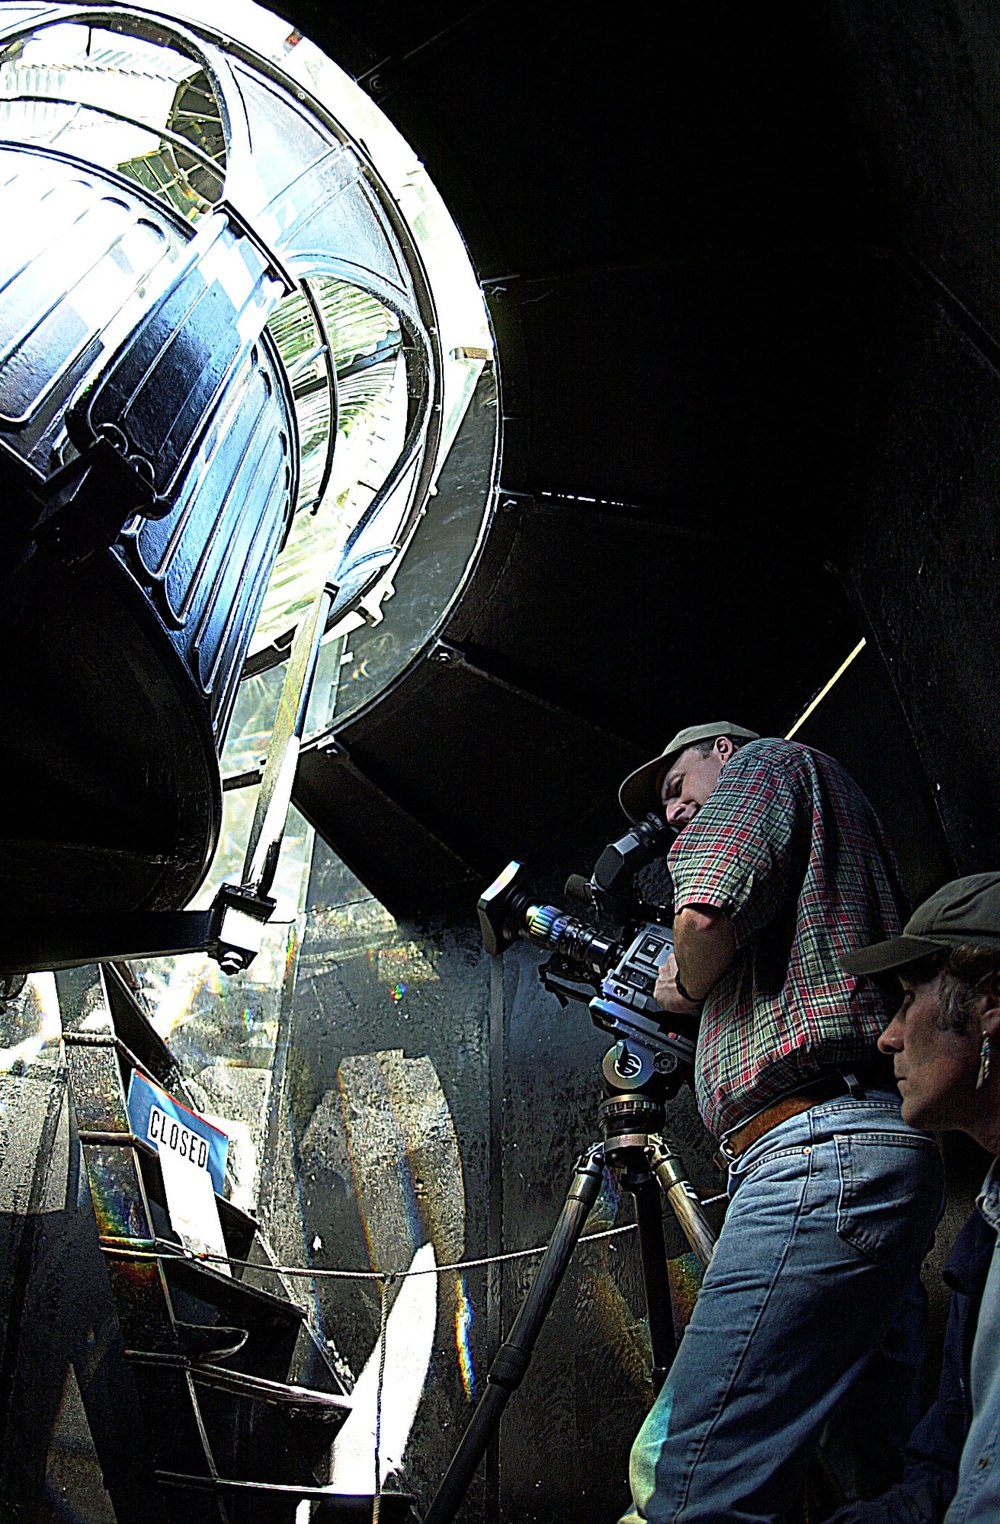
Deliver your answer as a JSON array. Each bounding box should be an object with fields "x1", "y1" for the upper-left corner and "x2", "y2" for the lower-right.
[
  {"x1": 597, "y1": 1036, "x2": 687, "y2": 1174},
  {"x1": 595, "y1": 1048, "x2": 718, "y2": 1285},
  {"x1": 599, "y1": 1086, "x2": 665, "y2": 1172}
]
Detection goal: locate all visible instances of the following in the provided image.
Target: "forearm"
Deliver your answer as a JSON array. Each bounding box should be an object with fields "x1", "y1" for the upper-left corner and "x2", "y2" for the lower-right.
[{"x1": 673, "y1": 905, "x2": 737, "y2": 1001}]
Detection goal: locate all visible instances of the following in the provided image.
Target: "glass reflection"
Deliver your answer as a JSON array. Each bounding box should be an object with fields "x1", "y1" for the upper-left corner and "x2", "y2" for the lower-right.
[
  {"x1": 0, "y1": 22, "x2": 225, "y2": 220},
  {"x1": 248, "y1": 278, "x2": 409, "y2": 663},
  {"x1": 0, "y1": 973, "x2": 61, "y2": 1076},
  {"x1": 127, "y1": 698, "x2": 315, "y2": 1213}
]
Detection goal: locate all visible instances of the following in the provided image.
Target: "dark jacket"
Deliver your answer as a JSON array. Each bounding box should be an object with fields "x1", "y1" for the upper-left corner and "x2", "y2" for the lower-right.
[{"x1": 829, "y1": 1209, "x2": 994, "y2": 1523}]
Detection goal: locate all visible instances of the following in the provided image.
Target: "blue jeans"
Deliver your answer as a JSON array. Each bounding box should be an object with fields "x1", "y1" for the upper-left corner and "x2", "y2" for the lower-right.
[{"x1": 620, "y1": 1091, "x2": 946, "y2": 1524}]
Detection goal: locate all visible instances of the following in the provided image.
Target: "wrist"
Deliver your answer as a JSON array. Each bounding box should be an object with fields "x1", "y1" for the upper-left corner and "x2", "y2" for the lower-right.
[{"x1": 673, "y1": 969, "x2": 704, "y2": 1006}]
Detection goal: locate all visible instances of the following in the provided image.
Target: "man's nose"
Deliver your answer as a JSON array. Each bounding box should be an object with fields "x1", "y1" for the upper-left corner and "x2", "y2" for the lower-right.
[
  {"x1": 877, "y1": 1016, "x2": 903, "y2": 1054},
  {"x1": 665, "y1": 799, "x2": 685, "y2": 826}
]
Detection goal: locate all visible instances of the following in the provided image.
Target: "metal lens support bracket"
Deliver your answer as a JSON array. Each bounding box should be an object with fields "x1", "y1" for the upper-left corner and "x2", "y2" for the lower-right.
[{"x1": 208, "y1": 882, "x2": 277, "y2": 976}]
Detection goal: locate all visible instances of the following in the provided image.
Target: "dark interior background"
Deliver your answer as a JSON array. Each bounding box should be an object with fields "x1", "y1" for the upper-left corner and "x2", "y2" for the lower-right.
[
  {"x1": 9, "y1": 1, "x2": 1000, "y2": 1519},
  {"x1": 270, "y1": 2, "x2": 1000, "y2": 1518}
]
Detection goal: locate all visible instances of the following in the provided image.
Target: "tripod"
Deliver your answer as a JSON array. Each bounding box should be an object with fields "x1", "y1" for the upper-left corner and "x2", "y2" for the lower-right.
[{"x1": 422, "y1": 1050, "x2": 718, "y2": 1524}]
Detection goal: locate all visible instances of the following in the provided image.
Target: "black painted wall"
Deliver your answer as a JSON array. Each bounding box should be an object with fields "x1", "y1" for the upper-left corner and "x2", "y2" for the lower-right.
[{"x1": 820, "y1": 2, "x2": 1000, "y2": 875}]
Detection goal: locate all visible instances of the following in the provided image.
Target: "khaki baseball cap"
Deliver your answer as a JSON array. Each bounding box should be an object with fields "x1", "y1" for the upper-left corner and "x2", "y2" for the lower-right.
[
  {"x1": 841, "y1": 872, "x2": 1000, "y2": 975},
  {"x1": 618, "y1": 722, "x2": 761, "y2": 823}
]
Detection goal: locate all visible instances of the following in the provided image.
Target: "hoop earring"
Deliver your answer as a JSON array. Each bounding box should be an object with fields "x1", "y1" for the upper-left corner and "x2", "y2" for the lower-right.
[{"x1": 976, "y1": 1033, "x2": 992, "y2": 1091}]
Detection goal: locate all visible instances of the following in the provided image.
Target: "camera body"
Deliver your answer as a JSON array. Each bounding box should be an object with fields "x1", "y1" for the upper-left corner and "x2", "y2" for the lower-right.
[
  {"x1": 477, "y1": 817, "x2": 697, "y2": 1095},
  {"x1": 594, "y1": 922, "x2": 674, "y2": 1025}
]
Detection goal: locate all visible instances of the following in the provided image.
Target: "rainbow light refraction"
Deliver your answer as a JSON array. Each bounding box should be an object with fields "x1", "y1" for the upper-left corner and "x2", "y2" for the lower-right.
[
  {"x1": 455, "y1": 1274, "x2": 475, "y2": 1401},
  {"x1": 390, "y1": 982, "x2": 407, "y2": 1002},
  {"x1": 283, "y1": 926, "x2": 300, "y2": 982},
  {"x1": 668, "y1": 1251, "x2": 703, "y2": 1344},
  {"x1": 87, "y1": 1152, "x2": 149, "y2": 1241}
]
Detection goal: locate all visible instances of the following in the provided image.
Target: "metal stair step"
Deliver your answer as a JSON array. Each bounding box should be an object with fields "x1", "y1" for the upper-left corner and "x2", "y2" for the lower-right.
[
  {"x1": 130, "y1": 1354, "x2": 351, "y2": 1426},
  {"x1": 102, "y1": 1241, "x2": 305, "y2": 1381},
  {"x1": 155, "y1": 1475, "x2": 417, "y2": 1522}
]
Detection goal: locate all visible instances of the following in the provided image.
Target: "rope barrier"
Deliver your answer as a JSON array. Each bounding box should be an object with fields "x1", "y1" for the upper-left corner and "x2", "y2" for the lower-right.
[
  {"x1": 102, "y1": 1219, "x2": 645, "y2": 1279},
  {"x1": 372, "y1": 1273, "x2": 394, "y2": 1523}
]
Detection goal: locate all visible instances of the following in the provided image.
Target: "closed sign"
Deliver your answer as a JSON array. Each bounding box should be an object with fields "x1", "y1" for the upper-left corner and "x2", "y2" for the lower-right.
[
  {"x1": 127, "y1": 1071, "x2": 229, "y2": 1194},
  {"x1": 148, "y1": 1105, "x2": 210, "y2": 1171}
]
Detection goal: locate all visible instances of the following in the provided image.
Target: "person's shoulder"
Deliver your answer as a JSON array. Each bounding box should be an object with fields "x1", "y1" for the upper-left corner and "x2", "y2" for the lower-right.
[
  {"x1": 736, "y1": 737, "x2": 853, "y2": 781},
  {"x1": 725, "y1": 739, "x2": 868, "y2": 806},
  {"x1": 793, "y1": 742, "x2": 870, "y2": 796},
  {"x1": 725, "y1": 736, "x2": 809, "y2": 776},
  {"x1": 944, "y1": 1203, "x2": 997, "y2": 1296}
]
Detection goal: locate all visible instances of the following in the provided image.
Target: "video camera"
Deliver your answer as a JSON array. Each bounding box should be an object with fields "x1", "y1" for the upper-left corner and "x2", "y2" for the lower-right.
[{"x1": 477, "y1": 814, "x2": 697, "y2": 1097}]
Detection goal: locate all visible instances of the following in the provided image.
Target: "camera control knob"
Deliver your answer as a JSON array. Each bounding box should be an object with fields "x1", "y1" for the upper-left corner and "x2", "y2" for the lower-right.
[{"x1": 602, "y1": 1040, "x2": 656, "y2": 1090}]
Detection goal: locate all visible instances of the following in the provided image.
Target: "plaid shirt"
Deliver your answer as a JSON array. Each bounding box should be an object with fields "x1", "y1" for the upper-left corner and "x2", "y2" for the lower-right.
[{"x1": 668, "y1": 738, "x2": 907, "y2": 1138}]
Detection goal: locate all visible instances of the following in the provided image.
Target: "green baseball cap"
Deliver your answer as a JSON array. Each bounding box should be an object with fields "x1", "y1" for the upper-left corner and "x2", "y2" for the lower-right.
[
  {"x1": 618, "y1": 722, "x2": 761, "y2": 823},
  {"x1": 841, "y1": 872, "x2": 1000, "y2": 976}
]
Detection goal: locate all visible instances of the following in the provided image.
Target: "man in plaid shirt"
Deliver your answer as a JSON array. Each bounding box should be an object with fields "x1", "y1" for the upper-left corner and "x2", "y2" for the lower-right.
[{"x1": 616, "y1": 724, "x2": 945, "y2": 1524}]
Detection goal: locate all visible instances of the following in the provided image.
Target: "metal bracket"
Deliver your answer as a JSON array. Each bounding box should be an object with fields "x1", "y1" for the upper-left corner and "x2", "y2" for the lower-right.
[{"x1": 0, "y1": 878, "x2": 275, "y2": 977}]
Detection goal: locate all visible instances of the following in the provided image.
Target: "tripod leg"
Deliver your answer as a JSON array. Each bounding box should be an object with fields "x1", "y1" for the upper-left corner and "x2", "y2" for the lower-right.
[
  {"x1": 629, "y1": 1176, "x2": 677, "y2": 1393},
  {"x1": 647, "y1": 1134, "x2": 718, "y2": 1270},
  {"x1": 423, "y1": 1143, "x2": 605, "y2": 1524}
]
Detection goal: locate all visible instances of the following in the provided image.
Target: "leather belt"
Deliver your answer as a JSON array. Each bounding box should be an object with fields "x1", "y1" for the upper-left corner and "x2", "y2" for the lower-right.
[{"x1": 718, "y1": 1076, "x2": 854, "y2": 1165}]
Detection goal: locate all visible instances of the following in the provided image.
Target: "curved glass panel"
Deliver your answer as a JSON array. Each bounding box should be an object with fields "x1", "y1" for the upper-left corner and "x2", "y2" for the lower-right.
[
  {"x1": 0, "y1": 19, "x2": 226, "y2": 220},
  {"x1": 166, "y1": 0, "x2": 497, "y2": 687},
  {"x1": 0, "y1": 2, "x2": 497, "y2": 705},
  {"x1": 249, "y1": 275, "x2": 409, "y2": 662}
]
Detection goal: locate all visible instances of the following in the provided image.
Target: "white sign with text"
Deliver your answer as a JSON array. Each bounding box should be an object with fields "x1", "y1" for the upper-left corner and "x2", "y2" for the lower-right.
[{"x1": 154, "y1": 1108, "x2": 230, "y2": 1275}]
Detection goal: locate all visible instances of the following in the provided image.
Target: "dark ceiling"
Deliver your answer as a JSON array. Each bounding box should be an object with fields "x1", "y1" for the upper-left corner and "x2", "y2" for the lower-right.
[{"x1": 287, "y1": 1, "x2": 914, "y2": 914}]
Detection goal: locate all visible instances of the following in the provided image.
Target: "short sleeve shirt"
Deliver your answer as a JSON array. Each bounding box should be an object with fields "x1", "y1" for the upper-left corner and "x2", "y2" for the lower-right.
[{"x1": 667, "y1": 737, "x2": 907, "y2": 1137}]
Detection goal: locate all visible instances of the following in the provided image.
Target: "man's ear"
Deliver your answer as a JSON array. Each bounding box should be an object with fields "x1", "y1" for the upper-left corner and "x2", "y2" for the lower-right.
[
  {"x1": 715, "y1": 736, "x2": 734, "y2": 763},
  {"x1": 978, "y1": 974, "x2": 1000, "y2": 1039}
]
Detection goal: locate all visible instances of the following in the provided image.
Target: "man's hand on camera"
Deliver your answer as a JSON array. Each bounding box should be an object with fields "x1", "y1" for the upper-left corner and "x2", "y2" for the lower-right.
[{"x1": 655, "y1": 952, "x2": 703, "y2": 1014}]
